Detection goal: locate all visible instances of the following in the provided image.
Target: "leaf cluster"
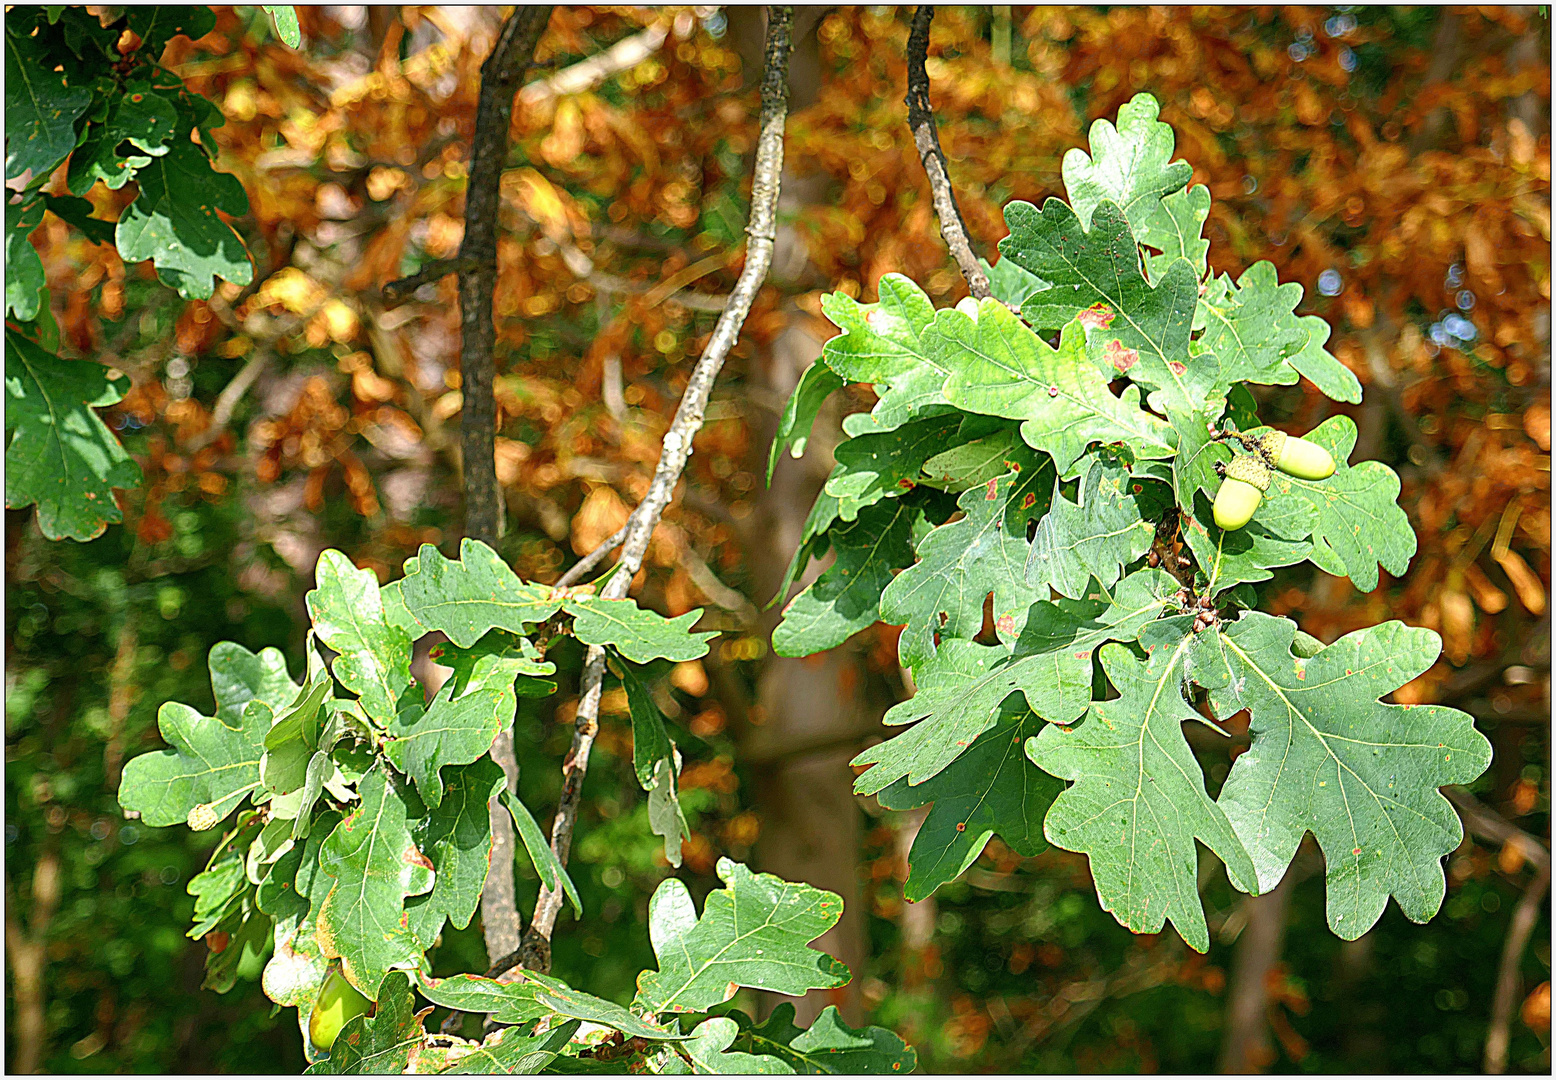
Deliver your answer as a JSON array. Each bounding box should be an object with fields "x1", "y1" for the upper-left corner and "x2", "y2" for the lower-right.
[
  {"x1": 118, "y1": 539, "x2": 910, "y2": 1072},
  {"x1": 6, "y1": 6, "x2": 260, "y2": 539},
  {"x1": 771, "y1": 94, "x2": 1491, "y2": 951}
]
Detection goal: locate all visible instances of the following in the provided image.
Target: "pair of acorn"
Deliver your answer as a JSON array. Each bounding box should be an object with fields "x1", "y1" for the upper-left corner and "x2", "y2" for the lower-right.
[{"x1": 1212, "y1": 429, "x2": 1335, "y2": 530}]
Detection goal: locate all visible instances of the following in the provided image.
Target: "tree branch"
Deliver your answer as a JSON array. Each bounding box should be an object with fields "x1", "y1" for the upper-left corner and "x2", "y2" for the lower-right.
[
  {"x1": 458, "y1": 6, "x2": 553, "y2": 550},
  {"x1": 488, "y1": 5, "x2": 796, "y2": 980},
  {"x1": 904, "y1": 6, "x2": 991, "y2": 300},
  {"x1": 454, "y1": 4, "x2": 554, "y2": 972}
]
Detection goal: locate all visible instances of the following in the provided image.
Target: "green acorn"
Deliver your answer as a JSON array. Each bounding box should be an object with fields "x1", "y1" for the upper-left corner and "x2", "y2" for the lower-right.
[
  {"x1": 309, "y1": 965, "x2": 374, "y2": 1053},
  {"x1": 1213, "y1": 454, "x2": 1271, "y2": 531},
  {"x1": 1259, "y1": 430, "x2": 1336, "y2": 481}
]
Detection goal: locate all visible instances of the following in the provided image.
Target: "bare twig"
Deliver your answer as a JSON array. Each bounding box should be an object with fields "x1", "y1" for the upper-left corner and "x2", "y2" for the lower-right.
[
  {"x1": 519, "y1": 22, "x2": 668, "y2": 106},
  {"x1": 904, "y1": 6, "x2": 991, "y2": 300},
  {"x1": 488, "y1": 5, "x2": 796, "y2": 980},
  {"x1": 1487, "y1": 856, "x2": 1551, "y2": 1073},
  {"x1": 554, "y1": 525, "x2": 628, "y2": 588},
  {"x1": 382, "y1": 257, "x2": 476, "y2": 307},
  {"x1": 1444, "y1": 787, "x2": 1552, "y2": 1073},
  {"x1": 6, "y1": 850, "x2": 60, "y2": 1074},
  {"x1": 187, "y1": 350, "x2": 270, "y2": 451},
  {"x1": 455, "y1": 4, "x2": 555, "y2": 970}
]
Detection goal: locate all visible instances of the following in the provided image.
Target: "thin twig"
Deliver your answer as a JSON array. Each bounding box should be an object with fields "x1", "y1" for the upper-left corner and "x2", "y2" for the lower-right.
[
  {"x1": 455, "y1": 4, "x2": 555, "y2": 970},
  {"x1": 382, "y1": 257, "x2": 476, "y2": 307},
  {"x1": 519, "y1": 22, "x2": 668, "y2": 106},
  {"x1": 187, "y1": 350, "x2": 270, "y2": 451},
  {"x1": 488, "y1": 5, "x2": 796, "y2": 980},
  {"x1": 1486, "y1": 857, "x2": 1550, "y2": 1073},
  {"x1": 1444, "y1": 787, "x2": 1552, "y2": 1073},
  {"x1": 554, "y1": 525, "x2": 628, "y2": 588},
  {"x1": 904, "y1": 6, "x2": 991, "y2": 300}
]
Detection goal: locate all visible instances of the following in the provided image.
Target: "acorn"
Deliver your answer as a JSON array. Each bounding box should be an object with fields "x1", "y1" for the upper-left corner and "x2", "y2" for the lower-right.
[
  {"x1": 1213, "y1": 454, "x2": 1271, "y2": 531},
  {"x1": 309, "y1": 965, "x2": 374, "y2": 1053},
  {"x1": 1259, "y1": 430, "x2": 1335, "y2": 481}
]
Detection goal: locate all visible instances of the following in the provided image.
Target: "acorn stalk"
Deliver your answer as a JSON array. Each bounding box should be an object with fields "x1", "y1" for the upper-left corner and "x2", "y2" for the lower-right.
[{"x1": 1213, "y1": 454, "x2": 1271, "y2": 530}]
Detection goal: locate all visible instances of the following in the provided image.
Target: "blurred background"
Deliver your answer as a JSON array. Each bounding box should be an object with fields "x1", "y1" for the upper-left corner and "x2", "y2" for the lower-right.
[{"x1": 4, "y1": 5, "x2": 1549, "y2": 1073}]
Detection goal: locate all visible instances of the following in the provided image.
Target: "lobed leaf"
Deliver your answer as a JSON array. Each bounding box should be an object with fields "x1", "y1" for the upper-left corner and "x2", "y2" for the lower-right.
[
  {"x1": 1025, "y1": 632, "x2": 1258, "y2": 952},
  {"x1": 632, "y1": 859, "x2": 851, "y2": 1014},
  {"x1": 1201, "y1": 612, "x2": 1492, "y2": 939}
]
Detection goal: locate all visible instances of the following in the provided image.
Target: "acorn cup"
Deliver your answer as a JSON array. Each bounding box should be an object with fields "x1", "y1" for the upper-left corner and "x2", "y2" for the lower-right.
[
  {"x1": 1259, "y1": 429, "x2": 1336, "y2": 481},
  {"x1": 309, "y1": 965, "x2": 374, "y2": 1053},
  {"x1": 1213, "y1": 454, "x2": 1272, "y2": 531}
]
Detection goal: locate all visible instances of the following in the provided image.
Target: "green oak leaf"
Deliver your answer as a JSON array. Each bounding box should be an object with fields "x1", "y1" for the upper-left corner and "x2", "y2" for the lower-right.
[
  {"x1": 730, "y1": 1003, "x2": 918, "y2": 1075},
  {"x1": 772, "y1": 498, "x2": 920, "y2": 657},
  {"x1": 657, "y1": 1017, "x2": 794, "y2": 1075},
  {"x1": 404, "y1": 758, "x2": 507, "y2": 948},
  {"x1": 43, "y1": 192, "x2": 115, "y2": 245},
  {"x1": 384, "y1": 646, "x2": 525, "y2": 809},
  {"x1": 305, "y1": 971, "x2": 428, "y2": 1075},
  {"x1": 818, "y1": 274, "x2": 950, "y2": 431},
  {"x1": 315, "y1": 767, "x2": 434, "y2": 997},
  {"x1": 1026, "y1": 455, "x2": 1156, "y2": 599},
  {"x1": 263, "y1": 6, "x2": 303, "y2": 48},
  {"x1": 621, "y1": 664, "x2": 689, "y2": 867},
  {"x1": 65, "y1": 80, "x2": 178, "y2": 194},
  {"x1": 499, "y1": 788, "x2": 583, "y2": 918},
  {"x1": 5, "y1": 28, "x2": 93, "y2": 181},
  {"x1": 632, "y1": 859, "x2": 851, "y2": 1014},
  {"x1": 856, "y1": 568, "x2": 1178, "y2": 795},
  {"x1": 1200, "y1": 612, "x2": 1492, "y2": 939},
  {"x1": 433, "y1": 631, "x2": 556, "y2": 698},
  {"x1": 768, "y1": 357, "x2": 844, "y2": 480},
  {"x1": 1000, "y1": 198, "x2": 1201, "y2": 413},
  {"x1": 1254, "y1": 415, "x2": 1415, "y2": 592},
  {"x1": 1282, "y1": 313, "x2": 1362, "y2": 404},
  {"x1": 1062, "y1": 92, "x2": 1192, "y2": 238},
  {"x1": 878, "y1": 700, "x2": 1059, "y2": 901},
  {"x1": 189, "y1": 819, "x2": 260, "y2": 937},
  {"x1": 202, "y1": 891, "x2": 273, "y2": 993},
  {"x1": 393, "y1": 539, "x2": 563, "y2": 646},
  {"x1": 418, "y1": 971, "x2": 684, "y2": 1041},
  {"x1": 210, "y1": 641, "x2": 302, "y2": 721},
  {"x1": 879, "y1": 446, "x2": 1053, "y2": 668},
  {"x1": 1025, "y1": 634, "x2": 1258, "y2": 953},
  {"x1": 119, "y1": 698, "x2": 269, "y2": 829},
  {"x1": 114, "y1": 139, "x2": 254, "y2": 299},
  {"x1": 307, "y1": 550, "x2": 414, "y2": 728},
  {"x1": 1182, "y1": 490, "x2": 1311, "y2": 595},
  {"x1": 1167, "y1": 404, "x2": 1230, "y2": 516},
  {"x1": 5, "y1": 330, "x2": 141, "y2": 540},
  {"x1": 437, "y1": 1021, "x2": 580, "y2": 1075},
  {"x1": 918, "y1": 420, "x2": 1022, "y2": 492},
  {"x1": 563, "y1": 596, "x2": 714, "y2": 663},
  {"x1": 979, "y1": 255, "x2": 1047, "y2": 309},
  {"x1": 435, "y1": 1020, "x2": 581, "y2": 1076},
  {"x1": 1194, "y1": 263, "x2": 1307, "y2": 398},
  {"x1": 825, "y1": 411, "x2": 963, "y2": 522},
  {"x1": 260, "y1": 676, "x2": 332, "y2": 796},
  {"x1": 6, "y1": 196, "x2": 46, "y2": 320},
  {"x1": 1142, "y1": 183, "x2": 1210, "y2": 279},
  {"x1": 937, "y1": 305, "x2": 1175, "y2": 479}
]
